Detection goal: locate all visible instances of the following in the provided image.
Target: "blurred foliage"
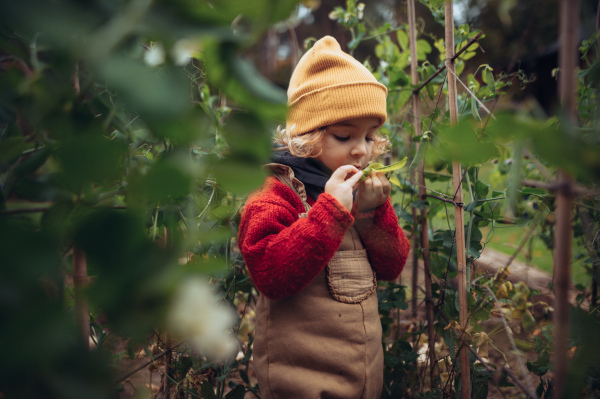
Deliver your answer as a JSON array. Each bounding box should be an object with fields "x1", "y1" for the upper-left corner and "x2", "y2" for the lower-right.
[
  {"x1": 0, "y1": 0, "x2": 295, "y2": 397},
  {"x1": 2, "y1": 0, "x2": 600, "y2": 398}
]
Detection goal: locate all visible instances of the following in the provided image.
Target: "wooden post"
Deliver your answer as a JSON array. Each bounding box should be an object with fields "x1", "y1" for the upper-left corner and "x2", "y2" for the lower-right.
[
  {"x1": 445, "y1": 1, "x2": 470, "y2": 397},
  {"x1": 408, "y1": 0, "x2": 437, "y2": 385},
  {"x1": 73, "y1": 246, "x2": 89, "y2": 349},
  {"x1": 554, "y1": 0, "x2": 579, "y2": 397}
]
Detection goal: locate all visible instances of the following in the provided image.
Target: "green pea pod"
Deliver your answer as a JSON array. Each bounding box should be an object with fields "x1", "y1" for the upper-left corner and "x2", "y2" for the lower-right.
[
  {"x1": 360, "y1": 158, "x2": 407, "y2": 181},
  {"x1": 409, "y1": 133, "x2": 430, "y2": 170}
]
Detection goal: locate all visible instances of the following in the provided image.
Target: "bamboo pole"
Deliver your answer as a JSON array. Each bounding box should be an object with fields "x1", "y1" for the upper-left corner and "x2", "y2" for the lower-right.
[
  {"x1": 410, "y1": 194, "x2": 419, "y2": 318},
  {"x1": 444, "y1": 2, "x2": 470, "y2": 397},
  {"x1": 408, "y1": 0, "x2": 437, "y2": 385},
  {"x1": 73, "y1": 246, "x2": 89, "y2": 349},
  {"x1": 553, "y1": 0, "x2": 579, "y2": 397}
]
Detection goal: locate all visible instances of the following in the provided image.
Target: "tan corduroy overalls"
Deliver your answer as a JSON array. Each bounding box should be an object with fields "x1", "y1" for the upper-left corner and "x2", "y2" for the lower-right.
[{"x1": 253, "y1": 164, "x2": 383, "y2": 399}]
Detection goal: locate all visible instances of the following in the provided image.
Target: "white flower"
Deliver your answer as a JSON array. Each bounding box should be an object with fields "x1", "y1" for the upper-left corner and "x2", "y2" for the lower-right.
[
  {"x1": 144, "y1": 43, "x2": 165, "y2": 66},
  {"x1": 168, "y1": 277, "x2": 237, "y2": 359},
  {"x1": 171, "y1": 38, "x2": 201, "y2": 66},
  {"x1": 357, "y1": 3, "x2": 365, "y2": 19}
]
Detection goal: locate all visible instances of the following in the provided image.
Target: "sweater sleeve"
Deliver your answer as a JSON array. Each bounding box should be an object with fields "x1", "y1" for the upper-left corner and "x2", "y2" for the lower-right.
[
  {"x1": 238, "y1": 187, "x2": 354, "y2": 300},
  {"x1": 353, "y1": 199, "x2": 410, "y2": 281}
]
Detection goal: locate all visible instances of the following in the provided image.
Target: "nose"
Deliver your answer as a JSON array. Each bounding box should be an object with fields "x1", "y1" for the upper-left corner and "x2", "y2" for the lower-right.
[{"x1": 351, "y1": 140, "x2": 367, "y2": 158}]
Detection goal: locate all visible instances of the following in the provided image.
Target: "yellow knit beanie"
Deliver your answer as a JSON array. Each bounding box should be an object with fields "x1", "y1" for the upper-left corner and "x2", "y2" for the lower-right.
[{"x1": 286, "y1": 36, "x2": 388, "y2": 136}]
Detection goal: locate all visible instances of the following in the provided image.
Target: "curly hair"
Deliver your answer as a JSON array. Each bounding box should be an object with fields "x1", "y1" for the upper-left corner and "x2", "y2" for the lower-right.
[{"x1": 274, "y1": 125, "x2": 391, "y2": 159}]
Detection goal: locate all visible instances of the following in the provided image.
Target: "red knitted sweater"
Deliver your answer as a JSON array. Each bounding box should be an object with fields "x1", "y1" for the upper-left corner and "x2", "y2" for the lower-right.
[{"x1": 237, "y1": 175, "x2": 410, "y2": 300}]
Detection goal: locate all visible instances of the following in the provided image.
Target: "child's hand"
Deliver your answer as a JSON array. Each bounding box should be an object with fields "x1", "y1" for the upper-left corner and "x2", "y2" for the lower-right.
[
  {"x1": 324, "y1": 165, "x2": 363, "y2": 212},
  {"x1": 356, "y1": 171, "x2": 391, "y2": 212}
]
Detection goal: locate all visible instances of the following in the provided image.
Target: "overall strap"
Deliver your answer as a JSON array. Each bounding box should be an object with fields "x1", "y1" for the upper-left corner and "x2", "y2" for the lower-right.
[{"x1": 265, "y1": 163, "x2": 312, "y2": 215}]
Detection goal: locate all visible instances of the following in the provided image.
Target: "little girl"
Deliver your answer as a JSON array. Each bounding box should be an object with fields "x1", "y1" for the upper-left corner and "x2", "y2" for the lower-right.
[{"x1": 237, "y1": 36, "x2": 410, "y2": 399}]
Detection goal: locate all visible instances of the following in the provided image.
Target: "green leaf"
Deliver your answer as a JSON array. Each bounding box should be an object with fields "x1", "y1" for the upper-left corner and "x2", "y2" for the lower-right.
[
  {"x1": 13, "y1": 146, "x2": 52, "y2": 177},
  {"x1": 471, "y1": 95, "x2": 481, "y2": 121},
  {"x1": 229, "y1": 53, "x2": 287, "y2": 104},
  {"x1": 131, "y1": 155, "x2": 194, "y2": 204},
  {"x1": 0, "y1": 136, "x2": 28, "y2": 163},
  {"x1": 54, "y1": 135, "x2": 127, "y2": 188},
  {"x1": 475, "y1": 181, "x2": 489, "y2": 199},
  {"x1": 397, "y1": 29, "x2": 408, "y2": 51},
  {"x1": 416, "y1": 39, "x2": 432, "y2": 61},
  {"x1": 464, "y1": 201, "x2": 477, "y2": 212},
  {"x1": 436, "y1": 121, "x2": 499, "y2": 164},
  {"x1": 485, "y1": 68, "x2": 495, "y2": 94},
  {"x1": 239, "y1": 369, "x2": 250, "y2": 384},
  {"x1": 389, "y1": 174, "x2": 402, "y2": 188},
  {"x1": 183, "y1": 257, "x2": 229, "y2": 276},
  {"x1": 211, "y1": 157, "x2": 266, "y2": 195},
  {"x1": 225, "y1": 385, "x2": 246, "y2": 399},
  {"x1": 201, "y1": 381, "x2": 217, "y2": 399}
]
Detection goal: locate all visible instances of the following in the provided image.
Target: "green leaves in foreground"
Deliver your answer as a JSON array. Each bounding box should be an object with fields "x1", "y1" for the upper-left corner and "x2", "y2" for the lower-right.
[{"x1": 360, "y1": 157, "x2": 407, "y2": 187}]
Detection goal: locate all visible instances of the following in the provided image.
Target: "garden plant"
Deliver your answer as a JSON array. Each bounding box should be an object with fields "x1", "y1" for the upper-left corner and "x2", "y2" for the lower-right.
[{"x1": 1, "y1": 0, "x2": 599, "y2": 398}]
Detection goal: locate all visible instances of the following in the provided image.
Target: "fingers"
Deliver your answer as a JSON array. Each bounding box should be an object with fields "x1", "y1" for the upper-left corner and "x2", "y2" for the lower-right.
[
  {"x1": 360, "y1": 171, "x2": 391, "y2": 200},
  {"x1": 330, "y1": 165, "x2": 359, "y2": 184},
  {"x1": 345, "y1": 167, "x2": 364, "y2": 187}
]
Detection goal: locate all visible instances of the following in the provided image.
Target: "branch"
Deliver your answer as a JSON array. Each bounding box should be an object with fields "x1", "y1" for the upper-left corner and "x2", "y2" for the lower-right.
[
  {"x1": 117, "y1": 341, "x2": 184, "y2": 383},
  {"x1": 424, "y1": 194, "x2": 464, "y2": 207},
  {"x1": 523, "y1": 149, "x2": 554, "y2": 181},
  {"x1": 465, "y1": 344, "x2": 538, "y2": 399},
  {"x1": 437, "y1": 308, "x2": 538, "y2": 399},
  {"x1": 413, "y1": 32, "x2": 484, "y2": 94},
  {"x1": 521, "y1": 179, "x2": 600, "y2": 197},
  {"x1": 475, "y1": 284, "x2": 538, "y2": 397}
]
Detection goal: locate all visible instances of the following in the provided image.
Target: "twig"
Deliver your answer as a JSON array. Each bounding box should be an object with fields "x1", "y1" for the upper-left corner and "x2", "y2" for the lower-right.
[
  {"x1": 475, "y1": 284, "x2": 537, "y2": 396},
  {"x1": 465, "y1": 344, "x2": 538, "y2": 399},
  {"x1": 117, "y1": 341, "x2": 184, "y2": 383},
  {"x1": 523, "y1": 149, "x2": 554, "y2": 181},
  {"x1": 413, "y1": 32, "x2": 484, "y2": 94},
  {"x1": 424, "y1": 194, "x2": 464, "y2": 207},
  {"x1": 447, "y1": 67, "x2": 496, "y2": 120},
  {"x1": 437, "y1": 309, "x2": 538, "y2": 399},
  {"x1": 521, "y1": 179, "x2": 599, "y2": 197}
]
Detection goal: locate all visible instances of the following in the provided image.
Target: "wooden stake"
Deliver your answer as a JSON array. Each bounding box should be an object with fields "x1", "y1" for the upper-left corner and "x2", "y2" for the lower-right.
[
  {"x1": 73, "y1": 246, "x2": 89, "y2": 349},
  {"x1": 554, "y1": 0, "x2": 579, "y2": 396},
  {"x1": 410, "y1": 187, "x2": 419, "y2": 318},
  {"x1": 444, "y1": 1, "x2": 470, "y2": 397},
  {"x1": 408, "y1": 0, "x2": 437, "y2": 385}
]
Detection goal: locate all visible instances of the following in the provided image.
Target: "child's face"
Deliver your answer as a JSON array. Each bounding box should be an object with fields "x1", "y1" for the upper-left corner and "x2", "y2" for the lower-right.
[{"x1": 316, "y1": 116, "x2": 379, "y2": 173}]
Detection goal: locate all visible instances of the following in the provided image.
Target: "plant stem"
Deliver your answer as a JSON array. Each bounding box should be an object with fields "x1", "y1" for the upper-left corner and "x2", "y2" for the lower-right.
[
  {"x1": 465, "y1": 167, "x2": 475, "y2": 288},
  {"x1": 413, "y1": 31, "x2": 483, "y2": 94},
  {"x1": 408, "y1": 0, "x2": 437, "y2": 386}
]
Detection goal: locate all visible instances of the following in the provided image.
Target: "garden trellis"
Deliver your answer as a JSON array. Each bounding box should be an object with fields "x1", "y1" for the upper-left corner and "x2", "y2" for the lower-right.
[{"x1": 1, "y1": 0, "x2": 600, "y2": 398}]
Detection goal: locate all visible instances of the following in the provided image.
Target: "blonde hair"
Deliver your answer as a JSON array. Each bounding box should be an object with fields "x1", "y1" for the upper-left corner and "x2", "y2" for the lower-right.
[{"x1": 274, "y1": 125, "x2": 391, "y2": 159}]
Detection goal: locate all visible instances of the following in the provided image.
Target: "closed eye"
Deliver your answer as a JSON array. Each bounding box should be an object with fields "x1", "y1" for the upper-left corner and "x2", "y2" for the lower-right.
[
  {"x1": 333, "y1": 135, "x2": 349, "y2": 141},
  {"x1": 366, "y1": 136, "x2": 375, "y2": 142}
]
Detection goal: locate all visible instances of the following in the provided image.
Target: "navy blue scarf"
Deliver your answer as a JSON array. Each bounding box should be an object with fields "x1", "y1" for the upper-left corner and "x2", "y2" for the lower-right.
[{"x1": 271, "y1": 149, "x2": 332, "y2": 201}]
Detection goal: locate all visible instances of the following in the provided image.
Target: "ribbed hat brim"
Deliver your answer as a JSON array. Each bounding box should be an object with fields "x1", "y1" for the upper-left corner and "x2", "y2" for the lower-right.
[{"x1": 286, "y1": 81, "x2": 387, "y2": 135}]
